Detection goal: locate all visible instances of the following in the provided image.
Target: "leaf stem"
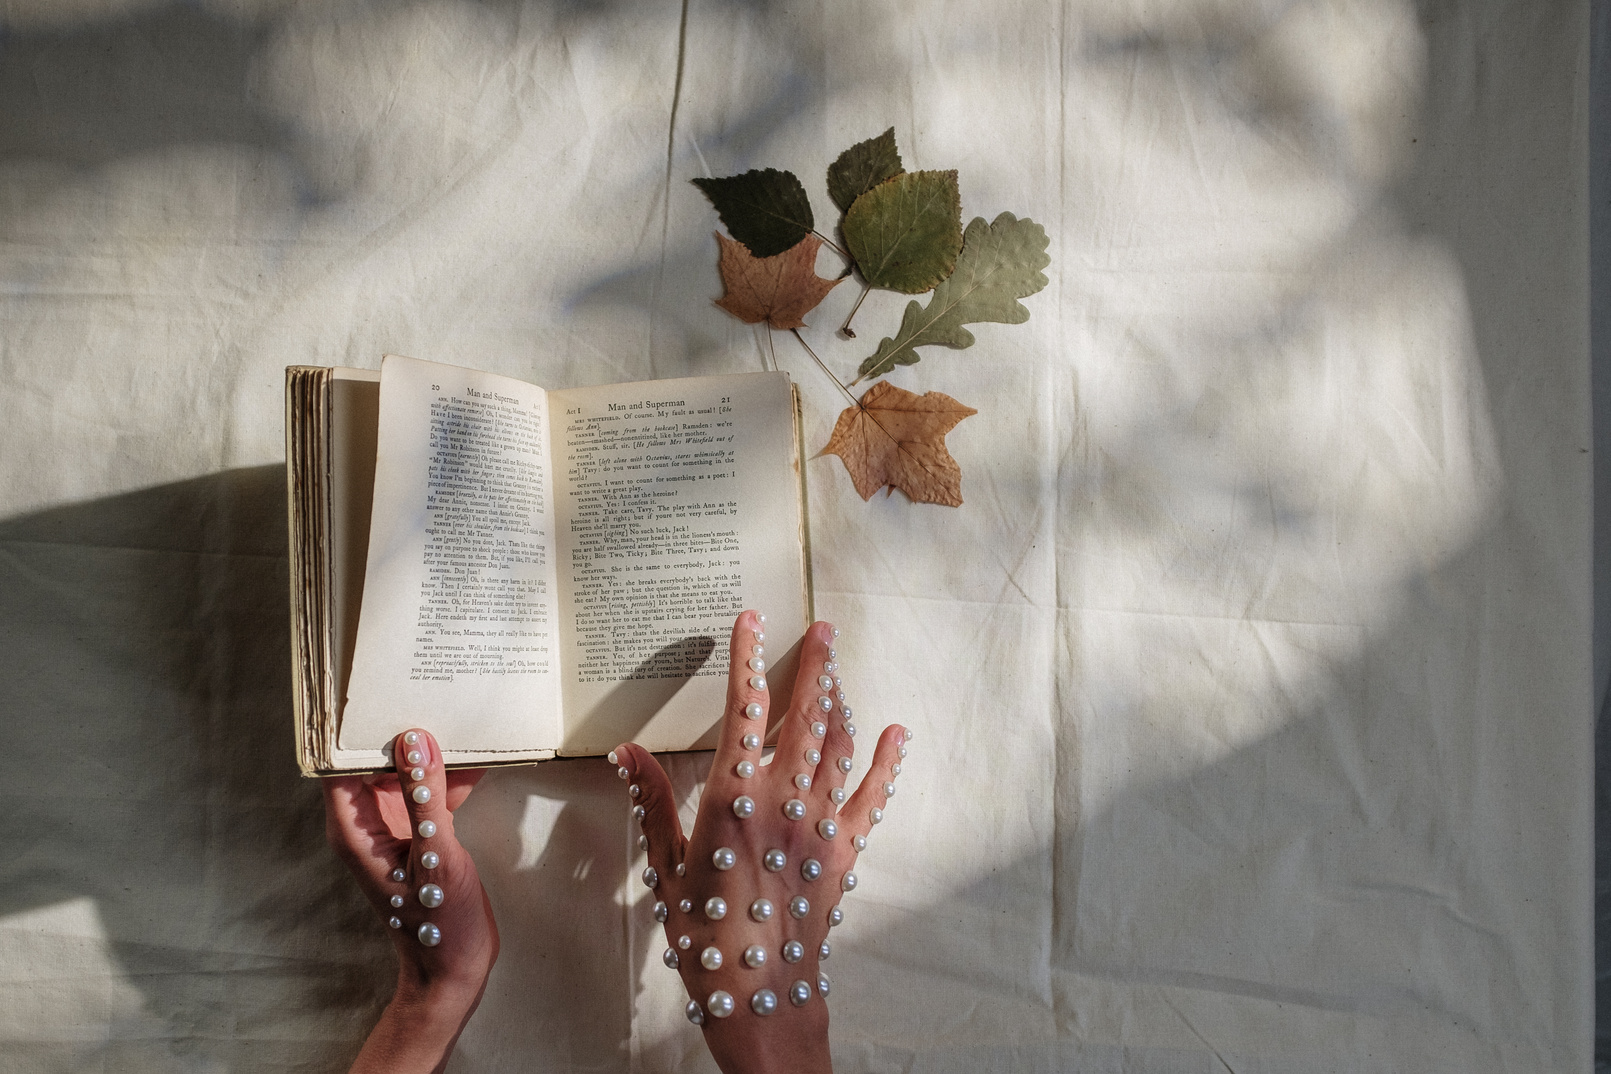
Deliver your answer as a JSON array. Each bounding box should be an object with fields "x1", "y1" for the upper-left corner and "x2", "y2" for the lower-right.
[
  {"x1": 790, "y1": 329, "x2": 859, "y2": 407},
  {"x1": 839, "y1": 283, "x2": 872, "y2": 339},
  {"x1": 811, "y1": 229, "x2": 851, "y2": 262},
  {"x1": 765, "y1": 325, "x2": 777, "y2": 372}
]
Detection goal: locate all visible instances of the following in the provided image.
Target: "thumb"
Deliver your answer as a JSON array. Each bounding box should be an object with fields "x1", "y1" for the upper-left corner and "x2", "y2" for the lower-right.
[{"x1": 611, "y1": 743, "x2": 686, "y2": 899}]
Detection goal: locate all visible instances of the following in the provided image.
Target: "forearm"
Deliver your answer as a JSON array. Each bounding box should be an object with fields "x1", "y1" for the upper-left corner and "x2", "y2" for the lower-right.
[{"x1": 348, "y1": 972, "x2": 487, "y2": 1074}]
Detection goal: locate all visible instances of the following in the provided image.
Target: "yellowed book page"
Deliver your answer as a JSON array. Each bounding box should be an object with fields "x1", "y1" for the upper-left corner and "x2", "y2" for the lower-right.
[
  {"x1": 341, "y1": 355, "x2": 562, "y2": 755},
  {"x1": 329, "y1": 367, "x2": 381, "y2": 718},
  {"x1": 550, "y1": 372, "x2": 807, "y2": 754}
]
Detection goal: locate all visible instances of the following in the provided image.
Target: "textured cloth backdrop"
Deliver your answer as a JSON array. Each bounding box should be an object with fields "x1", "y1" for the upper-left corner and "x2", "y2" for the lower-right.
[{"x1": 0, "y1": 1, "x2": 1589, "y2": 1071}]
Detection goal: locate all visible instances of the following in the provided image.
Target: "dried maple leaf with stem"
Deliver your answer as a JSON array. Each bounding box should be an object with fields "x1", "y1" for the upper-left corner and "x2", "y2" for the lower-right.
[
  {"x1": 714, "y1": 233, "x2": 843, "y2": 330},
  {"x1": 819, "y1": 378, "x2": 978, "y2": 506}
]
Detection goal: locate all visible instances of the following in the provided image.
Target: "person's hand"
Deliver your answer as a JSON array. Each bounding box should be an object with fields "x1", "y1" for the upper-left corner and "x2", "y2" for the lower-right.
[
  {"x1": 615, "y1": 612, "x2": 909, "y2": 1074},
  {"x1": 322, "y1": 729, "x2": 499, "y2": 1074}
]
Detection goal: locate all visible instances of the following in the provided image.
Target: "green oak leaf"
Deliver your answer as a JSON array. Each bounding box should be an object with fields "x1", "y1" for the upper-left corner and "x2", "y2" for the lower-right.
[
  {"x1": 826, "y1": 128, "x2": 904, "y2": 213},
  {"x1": 842, "y1": 169, "x2": 963, "y2": 294},
  {"x1": 691, "y1": 169, "x2": 815, "y2": 258},
  {"x1": 856, "y1": 212, "x2": 1050, "y2": 382}
]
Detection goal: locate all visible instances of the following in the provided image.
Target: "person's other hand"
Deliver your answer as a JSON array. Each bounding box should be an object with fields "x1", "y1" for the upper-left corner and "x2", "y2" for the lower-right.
[
  {"x1": 323, "y1": 729, "x2": 498, "y2": 1074},
  {"x1": 615, "y1": 612, "x2": 908, "y2": 1074}
]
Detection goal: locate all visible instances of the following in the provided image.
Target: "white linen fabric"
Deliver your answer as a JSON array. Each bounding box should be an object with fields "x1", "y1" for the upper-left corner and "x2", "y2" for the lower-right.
[{"x1": 0, "y1": 1, "x2": 1589, "y2": 1071}]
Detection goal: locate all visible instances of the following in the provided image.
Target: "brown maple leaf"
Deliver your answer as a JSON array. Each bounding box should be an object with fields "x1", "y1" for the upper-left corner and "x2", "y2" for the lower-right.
[
  {"x1": 821, "y1": 380, "x2": 978, "y2": 506},
  {"x1": 714, "y1": 232, "x2": 842, "y2": 330}
]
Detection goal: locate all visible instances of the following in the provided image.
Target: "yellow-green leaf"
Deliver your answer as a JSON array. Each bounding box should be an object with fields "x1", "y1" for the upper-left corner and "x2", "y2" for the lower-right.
[{"x1": 841, "y1": 169, "x2": 962, "y2": 294}]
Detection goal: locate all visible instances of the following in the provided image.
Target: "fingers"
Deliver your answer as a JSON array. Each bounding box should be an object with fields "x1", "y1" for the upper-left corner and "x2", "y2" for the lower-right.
[
  {"x1": 839, "y1": 724, "x2": 909, "y2": 843},
  {"x1": 395, "y1": 729, "x2": 455, "y2": 846},
  {"x1": 613, "y1": 742, "x2": 687, "y2": 895},
  {"x1": 771, "y1": 621, "x2": 840, "y2": 782},
  {"x1": 709, "y1": 610, "x2": 772, "y2": 790},
  {"x1": 323, "y1": 774, "x2": 404, "y2": 888}
]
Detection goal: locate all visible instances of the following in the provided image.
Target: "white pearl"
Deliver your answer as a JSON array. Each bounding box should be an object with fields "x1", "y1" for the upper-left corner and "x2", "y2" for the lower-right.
[
  {"x1": 870, "y1": 807, "x2": 883, "y2": 824},
  {"x1": 892, "y1": 763, "x2": 902, "y2": 776},
  {"x1": 825, "y1": 661, "x2": 838, "y2": 672},
  {"x1": 617, "y1": 766, "x2": 629, "y2": 780},
  {"x1": 410, "y1": 767, "x2": 425, "y2": 782},
  {"x1": 899, "y1": 746, "x2": 908, "y2": 759},
  {"x1": 654, "y1": 901, "x2": 668, "y2": 922},
  {"x1": 750, "y1": 898, "x2": 774, "y2": 922},
  {"x1": 884, "y1": 782, "x2": 895, "y2": 796},
  {"x1": 789, "y1": 895, "x2": 810, "y2": 919},
  {"x1": 818, "y1": 971, "x2": 831, "y2": 995},
  {"x1": 713, "y1": 847, "x2": 736, "y2": 871},
  {"x1": 782, "y1": 798, "x2": 806, "y2": 820},
  {"x1": 388, "y1": 916, "x2": 402, "y2": 929},
  {"x1": 837, "y1": 691, "x2": 846, "y2": 702},
  {"x1": 736, "y1": 757, "x2": 757, "y2": 777},
  {"x1": 708, "y1": 990, "x2": 735, "y2": 1018},
  {"x1": 732, "y1": 796, "x2": 755, "y2": 819},
  {"x1": 800, "y1": 858, "x2": 822, "y2": 882},
  {"x1": 663, "y1": 948, "x2": 680, "y2": 968},
  {"x1": 417, "y1": 820, "x2": 437, "y2": 838},
  {"x1": 685, "y1": 1000, "x2": 704, "y2": 1025},
  {"x1": 418, "y1": 884, "x2": 444, "y2": 908},
  {"x1": 842, "y1": 871, "x2": 857, "y2": 892},
  {"x1": 838, "y1": 757, "x2": 852, "y2": 774},
  {"x1": 754, "y1": 630, "x2": 765, "y2": 643},
  {"x1": 407, "y1": 750, "x2": 423, "y2": 766},
  {"x1": 757, "y1": 613, "x2": 767, "y2": 624},
  {"x1": 743, "y1": 733, "x2": 762, "y2": 750},
  {"x1": 748, "y1": 657, "x2": 766, "y2": 673},
  {"x1": 842, "y1": 705, "x2": 853, "y2": 720},
  {"x1": 679, "y1": 899, "x2": 693, "y2": 913},
  {"x1": 749, "y1": 676, "x2": 767, "y2": 691},
  {"x1": 790, "y1": 980, "x2": 812, "y2": 1006},
  {"x1": 642, "y1": 867, "x2": 659, "y2": 889},
  {"x1": 421, "y1": 851, "x2": 440, "y2": 869},
  {"x1": 705, "y1": 897, "x2": 728, "y2": 920},
  {"x1": 794, "y1": 773, "x2": 812, "y2": 790},
  {"x1": 817, "y1": 818, "x2": 837, "y2": 840},
  {"x1": 805, "y1": 748, "x2": 821, "y2": 765},
  {"x1": 701, "y1": 946, "x2": 723, "y2": 970},
  {"x1": 744, "y1": 702, "x2": 763, "y2": 720},
  {"x1": 764, "y1": 848, "x2": 786, "y2": 871},
  {"x1": 390, "y1": 894, "x2": 404, "y2": 908},
  {"x1": 828, "y1": 648, "x2": 836, "y2": 659},
  {"x1": 811, "y1": 722, "x2": 826, "y2": 738},
  {"x1": 783, "y1": 940, "x2": 805, "y2": 963},
  {"x1": 390, "y1": 868, "x2": 406, "y2": 883},
  {"x1": 418, "y1": 923, "x2": 441, "y2": 947},
  {"x1": 831, "y1": 627, "x2": 839, "y2": 637},
  {"x1": 411, "y1": 785, "x2": 431, "y2": 804},
  {"x1": 752, "y1": 644, "x2": 764, "y2": 657},
  {"x1": 817, "y1": 696, "x2": 833, "y2": 712},
  {"x1": 830, "y1": 787, "x2": 845, "y2": 805},
  {"x1": 820, "y1": 940, "x2": 831, "y2": 960},
  {"x1": 634, "y1": 805, "x2": 646, "y2": 820},
  {"x1": 853, "y1": 834, "x2": 867, "y2": 852},
  {"x1": 751, "y1": 989, "x2": 778, "y2": 1015},
  {"x1": 678, "y1": 934, "x2": 691, "y2": 949},
  {"x1": 818, "y1": 675, "x2": 834, "y2": 690},
  {"x1": 829, "y1": 906, "x2": 844, "y2": 927},
  {"x1": 607, "y1": 750, "x2": 618, "y2": 765},
  {"x1": 629, "y1": 784, "x2": 641, "y2": 798},
  {"x1": 744, "y1": 944, "x2": 767, "y2": 968},
  {"x1": 676, "y1": 863, "x2": 686, "y2": 876},
  {"x1": 834, "y1": 676, "x2": 842, "y2": 687},
  {"x1": 404, "y1": 731, "x2": 419, "y2": 745},
  {"x1": 638, "y1": 835, "x2": 649, "y2": 851},
  {"x1": 903, "y1": 727, "x2": 913, "y2": 740},
  {"x1": 845, "y1": 723, "x2": 857, "y2": 737}
]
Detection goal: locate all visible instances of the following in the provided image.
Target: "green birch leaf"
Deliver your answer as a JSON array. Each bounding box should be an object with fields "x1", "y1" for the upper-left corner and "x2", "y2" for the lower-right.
[
  {"x1": 826, "y1": 128, "x2": 904, "y2": 213},
  {"x1": 691, "y1": 169, "x2": 814, "y2": 258},
  {"x1": 857, "y1": 212, "x2": 1050, "y2": 382},
  {"x1": 841, "y1": 169, "x2": 963, "y2": 294}
]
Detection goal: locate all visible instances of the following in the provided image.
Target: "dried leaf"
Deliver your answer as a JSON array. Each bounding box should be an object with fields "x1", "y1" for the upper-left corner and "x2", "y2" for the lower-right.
[
  {"x1": 857, "y1": 212, "x2": 1049, "y2": 382},
  {"x1": 691, "y1": 169, "x2": 815, "y2": 258},
  {"x1": 826, "y1": 128, "x2": 904, "y2": 213},
  {"x1": 821, "y1": 381, "x2": 978, "y2": 506},
  {"x1": 713, "y1": 233, "x2": 842, "y2": 329},
  {"x1": 841, "y1": 169, "x2": 963, "y2": 294}
]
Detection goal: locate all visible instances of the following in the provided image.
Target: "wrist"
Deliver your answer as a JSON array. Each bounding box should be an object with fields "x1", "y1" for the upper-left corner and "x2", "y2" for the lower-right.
[
  {"x1": 348, "y1": 972, "x2": 487, "y2": 1074},
  {"x1": 700, "y1": 1007, "x2": 833, "y2": 1074}
]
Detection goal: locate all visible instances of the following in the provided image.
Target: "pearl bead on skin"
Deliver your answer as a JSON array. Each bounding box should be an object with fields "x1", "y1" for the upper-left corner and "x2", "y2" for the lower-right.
[
  {"x1": 794, "y1": 772, "x2": 812, "y2": 790},
  {"x1": 732, "y1": 796, "x2": 755, "y2": 819},
  {"x1": 892, "y1": 763, "x2": 902, "y2": 776},
  {"x1": 686, "y1": 1000, "x2": 705, "y2": 1025},
  {"x1": 743, "y1": 733, "x2": 761, "y2": 750},
  {"x1": 843, "y1": 871, "x2": 857, "y2": 891},
  {"x1": 791, "y1": 980, "x2": 812, "y2": 1006},
  {"x1": 811, "y1": 722, "x2": 827, "y2": 738},
  {"x1": 748, "y1": 657, "x2": 765, "y2": 673},
  {"x1": 757, "y1": 613, "x2": 767, "y2": 624},
  {"x1": 736, "y1": 760, "x2": 755, "y2": 779},
  {"x1": 818, "y1": 971, "x2": 831, "y2": 996},
  {"x1": 744, "y1": 944, "x2": 767, "y2": 968},
  {"x1": 818, "y1": 818, "x2": 838, "y2": 840},
  {"x1": 701, "y1": 946, "x2": 723, "y2": 970},
  {"x1": 754, "y1": 630, "x2": 765, "y2": 643},
  {"x1": 817, "y1": 696, "x2": 833, "y2": 712},
  {"x1": 654, "y1": 901, "x2": 668, "y2": 922},
  {"x1": 678, "y1": 935, "x2": 692, "y2": 950},
  {"x1": 846, "y1": 723, "x2": 857, "y2": 737},
  {"x1": 831, "y1": 787, "x2": 845, "y2": 805},
  {"x1": 418, "y1": 884, "x2": 444, "y2": 908},
  {"x1": 617, "y1": 766, "x2": 629, "y2": 780},
  {"x1": 782, "y1": 798, "x2": 806, "y2": 820},
  {"x1": 750, "y1": 898, "x2": 774, "y2": 922},
  {"x1": 607, "y1": 750, "x2": 617, "y2": 765},
  {"x1": 790, "y1": 896, "x2": 810, "y2": 919},
  {"x1": 828, "y1": 647, "x2": 836, "y2": 659},
  {"x1": 675, "y1": 863, "x2": 686, "y2": 877},
  {"x1": 805, "y1": 748, "x2": 821, "y2": 765},
  {"x1": 825, "y1": 661, "x2": 838, "y2": 672},
  {"x1": 818, "y1": 675, "x2": 834, "y2": 690},
  {"x1": 870, "y1": 807, "x2": 884, "y2": 824},
  {"x1": 421, "y1": 851, "x2": 440, "y2": 869},
  {"x1": 410, "y1": 767, "x2": 425, "y2": 782},
  {"x1": 829, "y1": 906, "x2": 844, "y2": 927},
  {"x1": 629, "y1": 784, "x2": 641, "y2": 798},
  {"x1": 820, "y1": 940, "x2": 831, "y2": 960},
  {"x1": 391, "y1": 894, "x2": 404, "y2": 908},
  {"x1": 664, "y1": 948, "x2": 680, "y2": 969},
  {"x1": 713, "y1": 847, "x2": 737, "y2": 871},
  {"x1": 749, "y1": 676, "x2": 767, "y2": 691},
  {"x1": 853, "y1": 834, "x2": 867, "y2": 852},
  {"x1": 680, "y1": 899, "x2": 693, "y2": 913},
  {"x1": 705, "y1": 897, "x2": 728, "y2": 920},
  {"x1": 412, "y1": 785, "x2": 431, "y2": 804},
  {"x1": 638, "y1": 835, "x2": 648, "y2": 851},
  {"x1": 884, "y1": 782, "x2": 896, "y2": 797},
  {"x1": 407, "y1": 750, "x2": 422, "y2": 766},
  {"x1": 899, "y1": 746, "x2": 908, "y2": 758},
  {"x1": 752, "y1": 644, "x2": 764, "y2": 657},
  {"x1": 418, "y1": 923, "x2": 441, "y2": 947},
  {"x1": 801, "y1": 858, "x2": 822, "y2": 882},
  {"x1": 752, "y1": 989, "x2": 778, "y2": 1015},
  {"x1": 764, "y1": 848, "x2": 786, "y2": 871},
  {"x1": 838, "y1": 757, "x2": 852, "y2": 774},
  {"x1": 642, "y1": 867, "x2": 658, "y2": 888},
  {"x1": 708, "y1": 991, "x2": 735, "y2": 1018},
  {"x1": 634, "y1": 805, "x2": 646, "y2": 820},
  {"x1": 831, "y1": 626, "x2": 838, "y2": 637},
  {"x1": 389, "y1": 916, "x2": 402, "y2": 929},
  {"x1": 417, "y1": 820, "x2": 436, "y2": 838},
  {"x1": 390, "y1": 868, "x2": 406, "y2": 883},
  {"x1": 404, "y1": 731, "x2": 419, "y2": 745},
  {"x1": 745, "y1": 702, "x2": 763, "y2": 720},
  {"x1": 843, "y1": 705, "x2": 853, "y2": 720},
  {"x1": 782, "y1": 940, "x2": 804, "y2": 963}
]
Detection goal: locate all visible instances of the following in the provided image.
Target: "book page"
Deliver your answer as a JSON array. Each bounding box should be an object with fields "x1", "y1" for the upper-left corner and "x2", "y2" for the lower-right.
[
  {"x1": 341, "y1": 355, "x2": 562, "y2": 753},
  {"x1": 550, "y1": 372, "x2": 808, "y2": 754}
]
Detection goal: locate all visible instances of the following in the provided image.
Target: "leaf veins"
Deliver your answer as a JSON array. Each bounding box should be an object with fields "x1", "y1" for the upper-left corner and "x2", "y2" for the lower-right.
[
  {"x1": 826, "y1": 128, "x2": 904, "y2": 213},
  {"x1": 841, "y1": 169, "x2": 963, "y2": 294},
  {"x1": 820, "y1": 380, "x2": 978, "y2": 507},
  {"x1": 691, "y1": 169, "x2": 815, "y2": 258},
  {"x1": 713, "y1": 233, "x2": 842, "y2": 330}
]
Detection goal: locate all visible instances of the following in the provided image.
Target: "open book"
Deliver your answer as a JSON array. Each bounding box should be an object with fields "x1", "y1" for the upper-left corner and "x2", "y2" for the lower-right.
[{"x1": 286, "y1": 355, "x2": 812, "y2": 774}]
